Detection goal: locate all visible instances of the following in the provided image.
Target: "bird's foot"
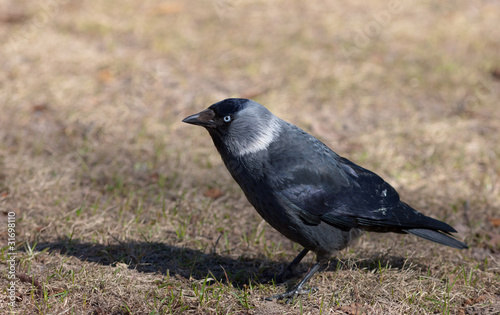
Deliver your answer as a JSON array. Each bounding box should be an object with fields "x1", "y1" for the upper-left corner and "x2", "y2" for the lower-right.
[
  {"x1": 267, "y1": 262, "x2": 323, "y2": 303},
  {"x1": 265, "y1": 286, "x2": 318, "y2": 303}
]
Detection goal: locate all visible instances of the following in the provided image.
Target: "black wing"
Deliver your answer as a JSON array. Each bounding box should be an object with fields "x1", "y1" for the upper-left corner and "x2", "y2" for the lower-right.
[{"x1": 268, "y1": 127, "x2": 462, "y2": 239}]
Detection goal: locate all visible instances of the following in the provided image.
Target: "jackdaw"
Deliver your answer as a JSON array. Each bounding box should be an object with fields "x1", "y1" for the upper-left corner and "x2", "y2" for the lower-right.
[{"x1": 182, "y1": 98, "x2": 468, "y2": 301}]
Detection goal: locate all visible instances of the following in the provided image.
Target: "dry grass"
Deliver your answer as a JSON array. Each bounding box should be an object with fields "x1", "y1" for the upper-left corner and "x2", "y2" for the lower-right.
[{"x1": 0, "y1": 0, "x2": 499, "y2": 314}]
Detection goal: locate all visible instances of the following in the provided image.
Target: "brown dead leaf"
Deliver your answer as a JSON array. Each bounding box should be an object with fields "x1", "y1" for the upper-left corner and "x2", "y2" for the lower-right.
[
  {"x1": 204, "y1": 188, "x2": 223, "y2": 199},
  {"x1": 97, "y1": 69, "x2": 114, "y2": 83},
  {"x1": 16, "y1": 273, "x2": 43, "y2": 297},
  {"x1": 149, "y1": 3, "x2": 184, "y2": 16},
  {"x1": 91, "y1": 307, "x2": 106, "y2": 315},
  {"x1": 488, "y1": 217, "x2": 500, "y2": 227},
  {"x1": 491, "y1": 68, "x2": 500, "y2": 81},
  {"x1": 474, "y1": 294, "x2": 488, "y2": 303},
  {"x1": 149, "y1": 172, "x2": 159, "y2": 182},
  {"x1": 463, "y1": 297, "x2": 473, "y2": 307},
  {"x1": 241, "y1": 86, "x2": 269, "y2": 99},
  {"x1": 32, "y1": 103, "x2": 49, "y2": 113},
  {"x1": 51, "y1": 287, "x2": 66, "y2": 295},
  {"x1": 0, "y1": 12, "x2": 29, "y2": 24},
  {"x1": 464, "y1": 294, "x2": 489, "y2": 307},
  {"x1": 335, "y1": 303, "x2": 369, "y2": 315}
]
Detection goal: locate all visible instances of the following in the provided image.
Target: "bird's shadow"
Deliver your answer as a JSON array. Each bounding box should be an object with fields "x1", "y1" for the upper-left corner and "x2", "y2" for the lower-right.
[
  {"x1": 30, "y1": 237, "x2": 429, "y2": 288},
  {"x1": 33, "y1": 237, "x2": 279, "y2": 286}
]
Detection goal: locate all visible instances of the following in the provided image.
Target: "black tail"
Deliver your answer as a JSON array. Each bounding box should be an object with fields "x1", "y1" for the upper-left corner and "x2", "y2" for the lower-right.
[{"x1": 403, "y1": 228, "x2": 468, "y2": 249}]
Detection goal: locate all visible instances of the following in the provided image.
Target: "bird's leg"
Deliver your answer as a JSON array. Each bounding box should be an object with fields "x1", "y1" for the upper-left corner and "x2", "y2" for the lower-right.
[
  {"x1": 276, "y1": 248, "x2": 309, "y2": 283},
  {"x1": 267, "y1": 262, "x2": 324, "y2": 302}
]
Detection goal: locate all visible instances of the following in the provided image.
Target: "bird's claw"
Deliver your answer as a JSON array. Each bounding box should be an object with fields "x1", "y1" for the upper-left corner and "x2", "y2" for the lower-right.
[{"x1": 265, "y1": 286, "x2": 318, "y2": 303}]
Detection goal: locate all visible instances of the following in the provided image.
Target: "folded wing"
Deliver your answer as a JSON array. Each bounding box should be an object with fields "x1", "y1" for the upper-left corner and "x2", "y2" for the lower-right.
[{"x1": 275, "y1": 153, "x2": 467, "y2": 249}]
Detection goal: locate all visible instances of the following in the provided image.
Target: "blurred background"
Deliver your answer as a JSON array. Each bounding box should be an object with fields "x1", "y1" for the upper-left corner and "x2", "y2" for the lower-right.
[{"x1": 0, "y1": 0, "x2": 499, "y2": 313}]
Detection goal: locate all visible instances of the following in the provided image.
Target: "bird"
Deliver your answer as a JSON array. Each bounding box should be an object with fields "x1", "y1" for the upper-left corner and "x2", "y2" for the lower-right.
[{"x1": 182, "y1": 98, "x2": 468, "y2": 301}]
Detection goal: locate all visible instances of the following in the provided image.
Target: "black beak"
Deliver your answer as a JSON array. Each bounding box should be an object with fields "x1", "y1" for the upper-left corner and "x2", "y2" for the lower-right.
[{"x1": 182, "y1": 109, "x2": 216, "y2": 128}]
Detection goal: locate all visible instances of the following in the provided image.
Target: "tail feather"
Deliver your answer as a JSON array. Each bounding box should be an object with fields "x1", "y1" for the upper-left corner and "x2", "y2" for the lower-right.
[
  {"x1": 400, "y1": 202, "x2": 458, "y2": 233},
  {"x1": 403, "y1": 228, "x2": 468, "y2": 249}
]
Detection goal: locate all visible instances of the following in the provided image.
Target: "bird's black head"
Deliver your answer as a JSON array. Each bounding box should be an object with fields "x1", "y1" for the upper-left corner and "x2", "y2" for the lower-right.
[
  {"x1": 182, "y1": 98, "x2": 248, "y2": 129},
  {"x1": 182, "y1": 98, "x2": 283, "y2": 156}
]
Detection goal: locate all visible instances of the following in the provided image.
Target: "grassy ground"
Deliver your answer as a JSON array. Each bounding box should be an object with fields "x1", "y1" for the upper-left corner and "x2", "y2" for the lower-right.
[{"x1": 0, "y1": 0, "x2": 499, "y2": 313}]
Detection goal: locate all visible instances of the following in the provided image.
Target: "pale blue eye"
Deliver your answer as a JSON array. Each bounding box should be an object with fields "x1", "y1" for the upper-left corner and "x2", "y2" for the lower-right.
[{"x1": 223, "y1": 115, "x2": 231, "y2": 123}]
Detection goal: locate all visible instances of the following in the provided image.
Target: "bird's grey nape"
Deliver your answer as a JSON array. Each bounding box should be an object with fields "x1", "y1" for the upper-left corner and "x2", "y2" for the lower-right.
[{"x1": 228, "y1": 106, "x2": 283, "y2": 156}]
